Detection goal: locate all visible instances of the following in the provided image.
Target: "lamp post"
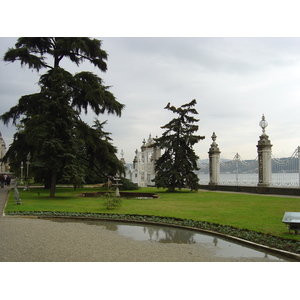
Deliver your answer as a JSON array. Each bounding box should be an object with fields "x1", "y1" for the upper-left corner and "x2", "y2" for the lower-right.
[
  {"x1": 20, "y1": 161, "x2": 24, "y2": 184},
  {"x1": 208, "y1": 132, "x2": 221, "y2": 186},
  {"x1": 24, "y1": 153, "x2": 31, "y2": 191},
  {"x1": 257, "y1": 114, "x2": 272, "y2": 187}
]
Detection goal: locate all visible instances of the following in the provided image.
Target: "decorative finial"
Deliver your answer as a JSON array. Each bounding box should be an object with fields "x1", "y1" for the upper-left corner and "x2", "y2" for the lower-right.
[
  {"x1": 120, "y1": 149, "x2": 126, "y2": 164},
  {"x1": 209, "y1": 132, "x2": 220, "y2": 152},
  {"x1": 259, "y1": 114, "x2": 268, "y2": 134},
  {"x1": 211, "y1": 132, "x2": 217, "y2": 143}
]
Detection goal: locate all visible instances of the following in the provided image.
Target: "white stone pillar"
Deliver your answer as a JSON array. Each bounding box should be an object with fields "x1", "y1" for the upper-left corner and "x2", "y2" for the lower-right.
[
  {"x1": 298, "y1": 146, "x2": 300, "y2": 187},
  {"x1": 257, "y1": 115, "x2": 273, "y2": 187},
  {"x1": 208, "y1": 132, "x2": 221, "y2": 185}
]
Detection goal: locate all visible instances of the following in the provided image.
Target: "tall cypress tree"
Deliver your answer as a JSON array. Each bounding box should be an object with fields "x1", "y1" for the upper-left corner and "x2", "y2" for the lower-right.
[{"x1": 153, "y1": 100, "x2": 205, "y2": 192}]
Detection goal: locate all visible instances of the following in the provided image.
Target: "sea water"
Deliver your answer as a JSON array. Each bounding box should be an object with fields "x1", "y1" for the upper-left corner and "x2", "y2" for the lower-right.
[{"x1": 198, "y1": 172, "x2": 300, "y2": 187}]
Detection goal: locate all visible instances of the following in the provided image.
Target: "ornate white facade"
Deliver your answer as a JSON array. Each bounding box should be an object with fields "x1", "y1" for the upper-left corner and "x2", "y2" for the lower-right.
[
  {"x1": 125, "y1": 134, "x2": 161, "y2": 187},
  {"x1": 0, "y1": 132, "x2": 8, "y2": 173}
]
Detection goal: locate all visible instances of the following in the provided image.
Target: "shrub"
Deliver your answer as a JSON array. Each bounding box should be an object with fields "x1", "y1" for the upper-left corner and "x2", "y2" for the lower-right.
[
  {"x1": 102, "y1": 193, "x2": 122, "y2": 210},
  {"x1": 119, "y1": 177, "x2": 139, "y2": 190}
]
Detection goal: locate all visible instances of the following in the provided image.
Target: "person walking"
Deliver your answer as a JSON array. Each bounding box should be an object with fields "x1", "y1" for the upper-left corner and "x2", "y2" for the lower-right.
[
  {"x1": 6, "y1": 175, "x2": 11, "y2": 187},
  {"x1": 0, "y1": 174, "x2": 4, "y2": 188}
]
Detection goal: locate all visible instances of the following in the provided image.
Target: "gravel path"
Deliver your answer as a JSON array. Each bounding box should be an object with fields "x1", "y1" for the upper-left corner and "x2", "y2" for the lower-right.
[{"x1": 0, "y1": 186, "x2": 289, "y2": 262}]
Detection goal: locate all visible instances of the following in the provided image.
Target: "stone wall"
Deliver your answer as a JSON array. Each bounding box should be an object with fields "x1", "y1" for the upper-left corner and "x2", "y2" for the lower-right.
[{"x1": 199, "y1": 184, "x2": 300, "y2": 196}]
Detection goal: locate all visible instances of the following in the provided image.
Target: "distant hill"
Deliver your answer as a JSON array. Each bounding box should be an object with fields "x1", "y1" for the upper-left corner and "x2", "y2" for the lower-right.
[
  {"x1": 199, "y1": 158, "x2": 230, "y2": 164},
  {"x1": 198, "y1": 157, "x2": 299, "y2": 174},
  {"x1": 126, "y1": 159, "x2": 298, "y2": 174}
]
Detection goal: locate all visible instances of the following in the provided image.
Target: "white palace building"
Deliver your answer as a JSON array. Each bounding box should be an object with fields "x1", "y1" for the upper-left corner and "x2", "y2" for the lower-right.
[
  {"x1": 123, "y1": 134, "x2": 161, "y2": 187},
  {"x1": 0, "y1": 132, "x2": 8, "y2": 173}
]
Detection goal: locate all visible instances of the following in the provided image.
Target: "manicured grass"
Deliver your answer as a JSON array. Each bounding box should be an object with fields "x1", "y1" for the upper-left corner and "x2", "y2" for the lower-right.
[{"x1": 5, "y1": 187, "x2": 300, "y2": 241}]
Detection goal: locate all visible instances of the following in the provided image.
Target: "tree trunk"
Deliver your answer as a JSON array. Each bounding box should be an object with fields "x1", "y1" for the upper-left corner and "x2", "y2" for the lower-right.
[
  {"x1": 49, "y1": 169, "x2": 57, "y2": 197},
  {"x1": 44, "y1": 175, "x2": 51, "y2": 189}
]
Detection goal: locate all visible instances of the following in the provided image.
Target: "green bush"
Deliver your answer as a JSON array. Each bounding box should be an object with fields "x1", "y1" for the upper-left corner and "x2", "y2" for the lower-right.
[
  {"x1": 119, "y1": 177, "x2": 139, "y2": 190},
  {"x1": 102, "y1": 193, "x2": 122, "y2": 210}
]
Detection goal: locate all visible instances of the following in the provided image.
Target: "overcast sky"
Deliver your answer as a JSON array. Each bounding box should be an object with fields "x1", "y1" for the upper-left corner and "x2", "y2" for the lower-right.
[{"x1": 2, "y1": 37, "x2": 300, "y2": 163}]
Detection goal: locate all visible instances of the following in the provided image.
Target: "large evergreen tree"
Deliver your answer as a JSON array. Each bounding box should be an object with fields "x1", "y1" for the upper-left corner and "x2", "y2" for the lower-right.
[
  {"x1": 153, "y1": 100, "x2": 205, "y2": 192},
  {"x1": 1, "y1": 38, "x2": 125, "y2": 197}
]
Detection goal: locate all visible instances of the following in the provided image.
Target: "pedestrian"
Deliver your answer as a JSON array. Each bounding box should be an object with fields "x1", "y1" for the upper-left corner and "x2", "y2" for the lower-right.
[
  {"x1": 0, "y1": 174, "x2": 4, "y2": 188},
  {"x1": 6, "y1": 174, "x2": 11, "y2": 187}
]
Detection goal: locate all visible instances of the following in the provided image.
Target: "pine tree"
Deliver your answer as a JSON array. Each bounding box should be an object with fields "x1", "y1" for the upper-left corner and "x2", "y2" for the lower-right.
[{"x1": 153, "y1": 100, "x2": 205, "y2": 192}]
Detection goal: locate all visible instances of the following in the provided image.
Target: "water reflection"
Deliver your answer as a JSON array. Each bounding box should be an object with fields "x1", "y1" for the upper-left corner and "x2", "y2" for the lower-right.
[
  {"x1": 213, "y1": 237, "x2": 218, "y2": 246},
  {"x1": 96, "y1": 221, "x2": 197, "y2": 244},
  {"x1": 49, "y1": 219, "x2": 292, "y2": 261}
]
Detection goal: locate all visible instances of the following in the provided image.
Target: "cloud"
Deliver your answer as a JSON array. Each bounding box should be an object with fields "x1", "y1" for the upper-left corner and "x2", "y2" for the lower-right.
[{"x1": 2, "y1": 37, "x2": 300, "y2": 163}]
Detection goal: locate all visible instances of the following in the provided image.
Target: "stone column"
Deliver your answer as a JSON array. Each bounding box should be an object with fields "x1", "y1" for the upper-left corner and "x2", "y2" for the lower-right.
[
  {"x1": 257, "y1": 115, "x2": 273, "y2": 187},
  {"x1": 208, "y1": 132, "x2": 221, "y2": 185}
]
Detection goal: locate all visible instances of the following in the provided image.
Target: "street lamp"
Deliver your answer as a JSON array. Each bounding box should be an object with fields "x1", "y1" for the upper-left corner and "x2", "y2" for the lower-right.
[
  {"x1": 259, "y1": 114, "x2": 268, "y2": 135},
  {"x1": 20, "y1": 161, "x2": 24, "y2": 184},
  {"x1": 24, "y1": 153, "x2": 31, "y2": 191}
]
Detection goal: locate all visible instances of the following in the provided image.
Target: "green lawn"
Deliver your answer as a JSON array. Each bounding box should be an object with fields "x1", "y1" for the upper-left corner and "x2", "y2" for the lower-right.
[{"x1": 5, "y1": 187, "x2": 300, "y2": 241}]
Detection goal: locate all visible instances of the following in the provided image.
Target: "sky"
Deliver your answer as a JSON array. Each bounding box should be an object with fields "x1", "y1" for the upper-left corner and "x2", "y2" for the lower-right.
[{"x1": 2, "y1": 36, "x2": 300, "y2": 163}]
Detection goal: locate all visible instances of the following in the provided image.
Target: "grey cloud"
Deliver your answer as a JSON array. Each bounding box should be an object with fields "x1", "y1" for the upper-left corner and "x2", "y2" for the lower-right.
[{"x1": 1, "y1": 37, "x2": 300, "y2": 162}]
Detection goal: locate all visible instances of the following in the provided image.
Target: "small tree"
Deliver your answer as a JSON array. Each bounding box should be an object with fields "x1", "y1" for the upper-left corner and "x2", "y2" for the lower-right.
[{"x1": 153, "y1": 100, "x2": 205, "y2": 192}]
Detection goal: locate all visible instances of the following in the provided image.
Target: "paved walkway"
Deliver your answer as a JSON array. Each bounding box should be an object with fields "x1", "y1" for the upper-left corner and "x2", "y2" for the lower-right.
[
  {"x1": 0, "y1": 185, "x2": 291, "y2": 262},
  {"x1": 0, "y1": 185, "x2": 10, "y2": 216}
]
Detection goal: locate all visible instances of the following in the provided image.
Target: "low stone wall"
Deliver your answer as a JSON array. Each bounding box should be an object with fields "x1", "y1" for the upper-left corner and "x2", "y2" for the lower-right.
[{"x1": 199, "y1": 184, "x2": 300, "y2": 196}]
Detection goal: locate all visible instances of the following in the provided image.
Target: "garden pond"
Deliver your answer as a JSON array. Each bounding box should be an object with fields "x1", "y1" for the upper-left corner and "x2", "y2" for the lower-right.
[{"x1": 49, "y1": 218, "x2": 295, "y2": 261}]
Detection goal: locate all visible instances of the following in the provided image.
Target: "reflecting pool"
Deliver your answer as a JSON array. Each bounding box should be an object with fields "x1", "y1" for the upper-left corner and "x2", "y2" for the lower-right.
[{"x1": 49, "y1": 218, "x2": 294, "y2": 261}]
